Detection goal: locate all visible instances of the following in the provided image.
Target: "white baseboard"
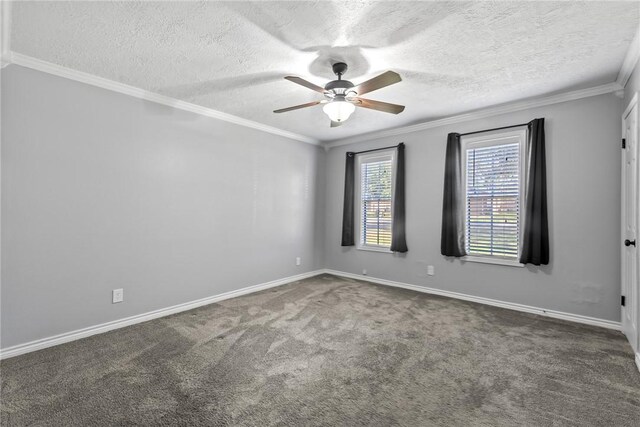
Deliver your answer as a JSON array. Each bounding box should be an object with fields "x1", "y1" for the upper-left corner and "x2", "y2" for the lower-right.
[
  {"x1": 0, "y1": 270, "x2": 324, "y2": 360},
  {"x1": 323, "y1": 269, "x2": 622, "y2": 331},
  {"x1": 1, "y1": 269, "x2": 624, "y2": 360}
]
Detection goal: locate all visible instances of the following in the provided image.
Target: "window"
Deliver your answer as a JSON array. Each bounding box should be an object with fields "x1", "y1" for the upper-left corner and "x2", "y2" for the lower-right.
[
  {"x1": 462, "y1": 129, "x2": 526, "y2": 266},
  {"x1": 356, "y1": 150, "x2": 395, "y2": 251}
]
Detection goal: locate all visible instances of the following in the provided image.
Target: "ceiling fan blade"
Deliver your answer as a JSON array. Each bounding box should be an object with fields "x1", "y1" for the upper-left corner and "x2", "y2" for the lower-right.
[
  {"x1": 355, "y1": 71, "x2": 402, "y2": 95},
  {"x1": 273, "y1": 100, "x2": 323, "y2": 113},
  {"x1": 284, "y1": 76, "x2": 326, "y2": 93},
  {"x1": 353, "y1": 97, "x2": 405, "y2": 114},
  {"x1": 330, "y1": 120, "x2": 344, "y2": 128}
]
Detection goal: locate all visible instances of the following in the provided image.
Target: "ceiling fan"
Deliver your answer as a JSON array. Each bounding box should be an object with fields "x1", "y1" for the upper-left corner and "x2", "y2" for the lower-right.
[{"x1": 274, "y1": 62, "x2": 405, "y2": 127}]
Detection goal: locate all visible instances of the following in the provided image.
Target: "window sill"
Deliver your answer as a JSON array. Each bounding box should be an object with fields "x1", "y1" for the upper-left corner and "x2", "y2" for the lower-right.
[
  {"x1": 356, "y1": 245, "x2": 393, "y2": 254},
  {"x1": 461, "y1": 256, "x2": 524, "y2": 268}
]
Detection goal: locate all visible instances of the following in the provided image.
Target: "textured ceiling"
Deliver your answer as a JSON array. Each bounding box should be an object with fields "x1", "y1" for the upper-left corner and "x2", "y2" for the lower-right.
[{"x1": 9, "y1": 1, "x2": 640, "y2": 142}]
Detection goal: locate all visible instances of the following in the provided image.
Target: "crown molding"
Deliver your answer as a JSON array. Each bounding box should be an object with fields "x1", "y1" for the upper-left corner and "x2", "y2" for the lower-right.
[
  {"x1": 1, "y1": 45, "x2": 630, "y2": 149},
  {"x1": 617, "y1": 24, "x2": 640, "y2": 88},
  {"x1": 3, "y1": 52, "x2": 321, "y2": 145},
  {"x1": 324, "y1": 82, "x2": 622, "y2": 149}
]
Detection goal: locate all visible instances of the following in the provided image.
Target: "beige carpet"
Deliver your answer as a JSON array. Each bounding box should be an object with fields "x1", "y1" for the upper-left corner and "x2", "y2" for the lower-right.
[{"x1": 2, "y1": 274, "x2": 639, "y2": 426}]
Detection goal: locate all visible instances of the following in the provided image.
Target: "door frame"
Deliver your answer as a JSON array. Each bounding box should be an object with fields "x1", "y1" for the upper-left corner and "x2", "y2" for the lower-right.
[{"x1": 621, "y1": 91, "x2": 639, "y2": 368}]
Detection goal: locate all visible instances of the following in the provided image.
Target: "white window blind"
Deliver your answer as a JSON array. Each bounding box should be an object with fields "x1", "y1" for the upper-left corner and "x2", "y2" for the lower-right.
[
  {"x1": 359, "y1": 156, "x2": 393, "y2": 248},
  {"x1": 465, "y1": 142, "x2": 520, "y2": 258}
]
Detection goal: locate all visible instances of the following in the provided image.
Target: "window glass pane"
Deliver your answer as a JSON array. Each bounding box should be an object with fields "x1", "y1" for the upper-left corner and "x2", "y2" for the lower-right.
[
  {"x1": 466, "y1": 142, "x2": 520, "y2": 258},
  {"x1": 360, "y1": 158, "x2": 393, "y2": 247}
]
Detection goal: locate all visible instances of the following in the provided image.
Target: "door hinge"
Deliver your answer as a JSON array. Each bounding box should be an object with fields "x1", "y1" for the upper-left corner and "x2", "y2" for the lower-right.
[
  {"x1": 622, "y1": 138, "x2": 626, "y2": 149},
  {"x1": 621, "y1": 295, "x2": 626, "y2": 306}
]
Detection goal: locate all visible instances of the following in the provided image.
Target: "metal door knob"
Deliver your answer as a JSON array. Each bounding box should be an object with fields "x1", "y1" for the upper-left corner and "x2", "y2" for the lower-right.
[{"x1": 624, "y1": 239, "x2": 636, "y2": 247}]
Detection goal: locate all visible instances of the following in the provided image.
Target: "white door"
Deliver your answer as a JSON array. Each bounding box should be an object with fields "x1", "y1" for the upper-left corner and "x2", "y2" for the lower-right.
[{"x1": 622, "y1": 94, "x2": 638, "y2": 352}]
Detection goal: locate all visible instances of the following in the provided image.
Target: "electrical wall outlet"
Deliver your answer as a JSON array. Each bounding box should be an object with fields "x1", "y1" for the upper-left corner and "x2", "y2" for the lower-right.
[
  {"x1": 112, "y1": 288, "x2": 124, "y2": 304},
  {"x1": 427, "y1": 265, "x2": 435, "y2": 276},
  {"x1": 296, "y1": 257, "x2": 301, "y2": 266}
]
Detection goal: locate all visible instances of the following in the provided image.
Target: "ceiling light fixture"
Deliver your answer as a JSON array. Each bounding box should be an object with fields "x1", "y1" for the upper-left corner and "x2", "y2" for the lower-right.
[
  {"x1": 274, "y1": 62, "x2": 404, "y2": 128},
  {"x1": 322, "y1": 96, "x2": 356, "y2": 123}
]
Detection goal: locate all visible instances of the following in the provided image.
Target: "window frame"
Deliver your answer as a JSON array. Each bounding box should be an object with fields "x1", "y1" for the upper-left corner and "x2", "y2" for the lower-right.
[
  {"x1": 355, "y1": 149, "x2": 396, "y2": 253},
  {"x1": 461, "y1": 128, "x2": 527, "y2": 267}
]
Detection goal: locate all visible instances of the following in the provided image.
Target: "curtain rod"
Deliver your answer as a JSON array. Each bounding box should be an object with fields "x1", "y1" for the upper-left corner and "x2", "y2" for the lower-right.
[
  {"x1": 459, "y1": 122, "x2": 529, "y2": 137},
  {"x1": 349, "y1": 142, "x2": 403, "y2": 156}
]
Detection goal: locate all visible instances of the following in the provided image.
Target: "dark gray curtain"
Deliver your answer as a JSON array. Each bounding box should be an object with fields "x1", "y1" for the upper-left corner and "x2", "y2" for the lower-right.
[
  {"x1": 391, "y1": 143, "x2": 408, "y2": 252},
  {"x1": 520, "y1": 118, "x2": 549, "y2": 265},
  {"x1": 441, "y1": 133, "x2": 466, "y2": 257},
  {"x1": 341, "y1": 152, "x2": 356, "y2": 246}
]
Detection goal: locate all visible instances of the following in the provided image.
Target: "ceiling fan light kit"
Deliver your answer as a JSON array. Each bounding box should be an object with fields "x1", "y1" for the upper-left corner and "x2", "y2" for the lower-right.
[
  {"x1": 274, "y1": 62, "x2": 405, "y2": 127},
  {"x1": 323, "y1": 97, "x2": 356, "y2": 123}
]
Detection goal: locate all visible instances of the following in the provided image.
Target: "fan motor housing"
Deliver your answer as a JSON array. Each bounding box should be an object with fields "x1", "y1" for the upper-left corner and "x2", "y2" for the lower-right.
[{"x1": 324, "y1": 79, "x2": 355, "y2": 92}]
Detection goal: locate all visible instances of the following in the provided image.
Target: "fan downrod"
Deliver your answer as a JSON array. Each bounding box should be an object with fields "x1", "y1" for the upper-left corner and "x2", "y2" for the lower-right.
[{"x1": 332, "y1": 62, "x2": 348, "y2": 79}]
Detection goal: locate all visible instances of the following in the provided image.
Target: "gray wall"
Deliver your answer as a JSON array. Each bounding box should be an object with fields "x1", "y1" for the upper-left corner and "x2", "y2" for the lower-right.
[
  {"x1": 0, "y1": 64, "x2": 626, "y2": 350},
  {"x1": 324, "y1": 93, "x2": 623, "y2": 322},
  {"x1": 1, "y1": 65, "x2": 325, "y2": 348}
]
